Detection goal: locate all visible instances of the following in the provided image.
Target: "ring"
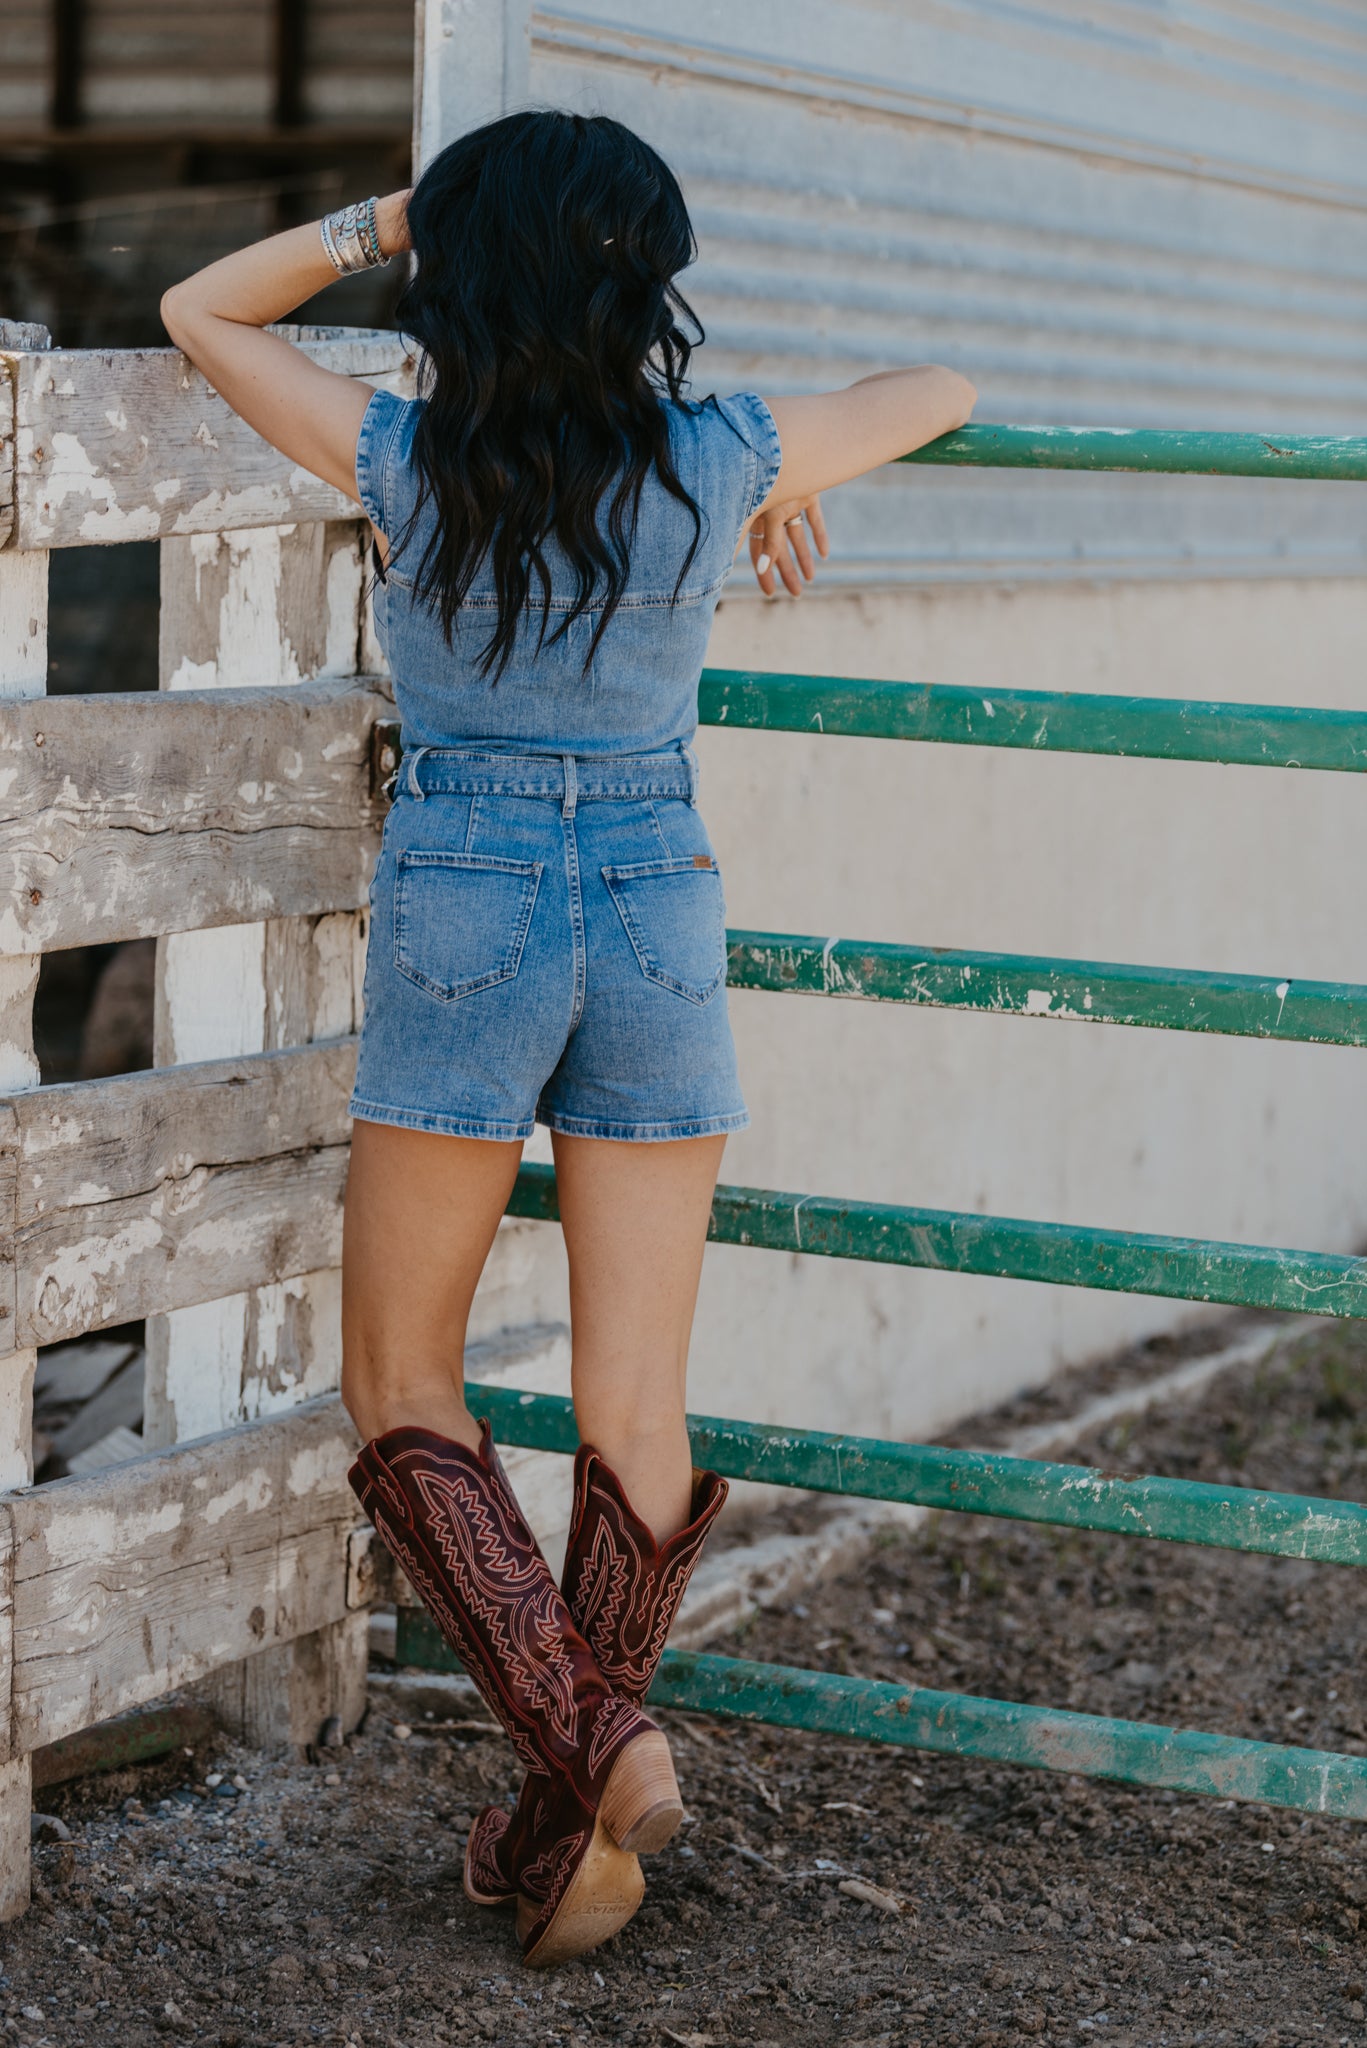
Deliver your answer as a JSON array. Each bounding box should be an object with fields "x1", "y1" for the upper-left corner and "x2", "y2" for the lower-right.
[{"x1": 784, "y1": 515, "x2": 804, "y2": 527}]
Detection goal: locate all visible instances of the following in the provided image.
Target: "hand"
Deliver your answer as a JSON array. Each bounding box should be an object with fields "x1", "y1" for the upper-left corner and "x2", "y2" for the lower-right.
[
  {"x1": 740, "y1": 495, "x2": 830, "y2": 596},
  {"x1": 375, "y1": 189, "x2": 414, "y2": 259}
]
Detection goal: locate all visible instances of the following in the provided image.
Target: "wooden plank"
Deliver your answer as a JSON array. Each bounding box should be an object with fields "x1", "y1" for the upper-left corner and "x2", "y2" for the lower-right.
[
  {"x1": 17, "y1": 1143, "x2": 348, "y2": 1349},
  {"x1": 0, "y1": 677, "x2": 390, "y2": 953},
  {"x1": 9, "y1": 1038, "x2": 355, "y2": 1230},
  {"x1": 8, "y1": 1396, "x2": 363, "y2": 1753},
  {"x1": 149, "y1": 514, "x2": 374, "y2": 1750},
  {"x1": 3, "y1": 329, "x2": 416, "y2": 551},
  {"x1": 4, "y1": 1040, "x2": 356, "y2": 1349}
]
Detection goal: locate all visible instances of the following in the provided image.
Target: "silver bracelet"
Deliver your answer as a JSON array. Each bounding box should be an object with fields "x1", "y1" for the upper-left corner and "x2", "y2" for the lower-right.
[{"x1": 320, "y1": 197, "x2": 391, "y2": 276}]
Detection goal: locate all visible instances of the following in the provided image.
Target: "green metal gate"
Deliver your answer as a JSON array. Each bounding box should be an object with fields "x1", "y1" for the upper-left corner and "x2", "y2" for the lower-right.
[{"x1": 392, "y1": 421, "x2": 1367, "y2": 1819}]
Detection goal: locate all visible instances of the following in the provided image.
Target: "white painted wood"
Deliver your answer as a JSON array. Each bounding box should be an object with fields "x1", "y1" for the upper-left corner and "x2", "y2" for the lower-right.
[
  {"x1": 6, "y1": 1396, "x2": 362, "y2": 1753},
  {"x1": 4, "y1": 332, "x2": 416, "y2": 551},
  {"x1": 0, "y1": 1321, "x2": 569, "y2": 1757},
  {"x1": 0, "y1": 328, "x2": 50, "y2": 1918},
  {"x1": 149, "y1": 516, "x2": 373, "y2": 1748},
  {"x1": 0, "y1": 677, "x2": 390, "y2": 954},
  {"x1": 6, "y1": 1040, "x2": 355, "y2": 1349}
]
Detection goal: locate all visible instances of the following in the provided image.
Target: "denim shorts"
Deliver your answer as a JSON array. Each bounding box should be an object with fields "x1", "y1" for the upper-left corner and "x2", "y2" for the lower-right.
[{"x1": 347, "y1": 745, "x2": 750, "y2": 1144}]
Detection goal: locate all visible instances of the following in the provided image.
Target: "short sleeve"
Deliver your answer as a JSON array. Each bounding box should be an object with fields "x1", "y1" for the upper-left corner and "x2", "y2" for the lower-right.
[
  {"x1": 354, "y1": 385, "x2": 413, "y2": 537},
  {"x1": 710, "y1": 391, "x2": 783, "y2": 524}
]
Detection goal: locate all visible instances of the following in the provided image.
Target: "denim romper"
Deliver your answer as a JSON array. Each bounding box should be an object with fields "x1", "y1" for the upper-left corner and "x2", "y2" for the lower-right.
[{"x1": 348, "y1": 382, "x2": 782, "y2": 1143}]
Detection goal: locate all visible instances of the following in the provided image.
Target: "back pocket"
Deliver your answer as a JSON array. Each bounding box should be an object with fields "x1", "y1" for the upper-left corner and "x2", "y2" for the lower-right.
[
  {"x1": 394, "y1": 850, "x2": 542, "y2": 1002},
  {"x1": 602, "y1": 855, "x2": 727, "y2": 1005}
]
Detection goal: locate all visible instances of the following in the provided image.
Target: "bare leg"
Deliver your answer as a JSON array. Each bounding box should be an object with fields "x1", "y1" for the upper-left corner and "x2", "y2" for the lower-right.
[
  {"x1": 341, "y1": 1118, "x2": 524, "y2": 1448},
  {"x1": 551, "y1": 1131, "x2": 726, "y2": 1544}
]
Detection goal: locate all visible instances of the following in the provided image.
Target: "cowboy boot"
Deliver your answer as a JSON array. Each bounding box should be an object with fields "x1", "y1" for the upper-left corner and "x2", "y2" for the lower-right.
[
  {"x1": 464, "y1": 1444, "x2": 728, "y2": 1910},
  {"x1": 350, "y1": 1421, "x2": 684, "y2": 1967}
]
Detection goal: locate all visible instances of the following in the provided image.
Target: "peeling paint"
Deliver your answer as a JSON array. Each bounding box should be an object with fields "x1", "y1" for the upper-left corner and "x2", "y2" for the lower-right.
[{"x1": 202, "y1": 1471, "x2": 274, "y2": 1526}]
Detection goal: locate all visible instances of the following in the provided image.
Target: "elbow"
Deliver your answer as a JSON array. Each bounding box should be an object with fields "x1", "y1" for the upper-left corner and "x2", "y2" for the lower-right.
[
  {"x1": 948, "y1": 370, "x2": 977, "y2": 430},
  {"x1": 159, "y1": 284, "x2": 193, "y2": 349}
]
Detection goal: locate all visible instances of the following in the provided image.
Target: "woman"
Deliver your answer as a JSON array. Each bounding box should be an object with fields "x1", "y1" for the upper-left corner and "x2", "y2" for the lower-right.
[{"x1": 160, "y1": 109, "x2": 976, "y2": 1969}]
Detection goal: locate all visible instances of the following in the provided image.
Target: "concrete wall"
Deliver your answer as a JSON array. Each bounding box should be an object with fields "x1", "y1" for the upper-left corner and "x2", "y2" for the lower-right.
[
  {"x1": 468, "y1": 571, "x2": 1367, "y2": 1439},
  {"x1": 431, "y1": 1, "x2": 1367, "y2": 1439}
]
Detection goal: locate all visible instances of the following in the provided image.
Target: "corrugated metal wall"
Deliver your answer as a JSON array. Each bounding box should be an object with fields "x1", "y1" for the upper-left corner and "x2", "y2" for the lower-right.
[{"x1": 509, "y1": 2, "x2": 1367, "y2": 587}]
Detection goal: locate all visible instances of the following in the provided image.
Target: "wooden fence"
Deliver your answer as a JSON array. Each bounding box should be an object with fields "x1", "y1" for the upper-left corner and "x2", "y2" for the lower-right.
[
  {"x1": 0, "y1": 317, "x2": 585, "y2": 1920},
  {"x1": 8, "y1": 313, "x2": 1367, "y2": 1922}
]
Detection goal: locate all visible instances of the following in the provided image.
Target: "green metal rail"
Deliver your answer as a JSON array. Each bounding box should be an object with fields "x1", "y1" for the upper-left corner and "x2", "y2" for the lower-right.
[
  {"x1": 388, "y1": 421, "x2": 1367, "y2": 1823},
  {"x1": 461, "y1": 1384, "x2": 1367, "y2": 1567},
  {"x1": 904, "y1": 423, "x2": 1367, "y2": 483},
  {"x1": 697, "y1": 672, "x2": 1367, "y2": 769},
  {"x1": 726, "y1": 931, "x2": 1367, "y2": 1045},
  {"x1": 507, "y1": 1161, "x2": 1367, "y2": 1318},
  {"x1": 396, "y1": 1612, "x2": 1367, "y2": 1820},
  {"x1": 649, "y1": 1654, "x2": 1367, "y2": 1820},
  {"x1": 399, "y1": 1391, "x2": 1367, "y2": 1816}
]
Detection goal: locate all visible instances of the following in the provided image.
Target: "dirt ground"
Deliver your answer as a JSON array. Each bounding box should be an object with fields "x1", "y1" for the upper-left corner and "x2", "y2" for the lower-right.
[{"x1": 8, "y1": 1313, "x2": 1367, "y2": 2048}]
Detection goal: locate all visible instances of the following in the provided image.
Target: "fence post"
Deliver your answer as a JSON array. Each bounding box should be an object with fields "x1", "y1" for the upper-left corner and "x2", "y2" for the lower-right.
[
  {"x1": 0, "y1": 320, "x2": 52, "y2": 1913},
  {"x1": 145, "y1": 512, "x2": 373, "y2": 1750}
]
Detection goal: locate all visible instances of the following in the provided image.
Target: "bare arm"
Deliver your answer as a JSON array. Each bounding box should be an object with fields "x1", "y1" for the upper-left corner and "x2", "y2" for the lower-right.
[
  {"x1": 753, "y1": 364, "x2": 978, "y2": 518},
  {"x1": 158, "y1": 190, "x2": 413, "y2": 514}
]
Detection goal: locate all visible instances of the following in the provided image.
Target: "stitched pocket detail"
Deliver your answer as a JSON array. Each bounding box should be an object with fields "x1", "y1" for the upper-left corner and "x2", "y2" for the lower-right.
[
  {"x1": 602, "y1": 855, "x2": 727, "y2": 1005},
  {"x1": 393, "y1": 850, "x2": 542, "y2": 1002}
]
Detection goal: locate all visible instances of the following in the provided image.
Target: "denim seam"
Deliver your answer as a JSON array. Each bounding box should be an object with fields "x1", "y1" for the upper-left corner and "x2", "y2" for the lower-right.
[
  {"x1": 536, "y1": 1108, "x2": 750, "y2": 1142},
  {"x1": 356, "y1": 389, "x2": 409, "y2": 544},
  {"x1": 349, "y1": 1098, "x2": 536, "y2": 1142},
  {"x1": 410, "y1": 777, "x2": 693, "y2": 802},
  {"x1": 410, "y1": 582, "x2": 724, "y2": 614},
  {"x1": 563, "y1": 814, "x2": 587, "y2": 1034},
  {"x1": 646, "y1": 800, "x2": 672, "y2": 856}
]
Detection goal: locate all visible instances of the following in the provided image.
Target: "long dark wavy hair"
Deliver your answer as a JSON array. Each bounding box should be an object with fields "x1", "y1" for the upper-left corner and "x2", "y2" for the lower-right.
[{"x1": 384, "y1": 110, "x2": 711, "y2": 683}]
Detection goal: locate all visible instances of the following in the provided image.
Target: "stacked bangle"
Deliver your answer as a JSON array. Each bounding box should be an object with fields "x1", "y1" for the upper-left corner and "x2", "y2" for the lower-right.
[{"x1": 321, "y1": 196, "x2": 390, "y2": 275}]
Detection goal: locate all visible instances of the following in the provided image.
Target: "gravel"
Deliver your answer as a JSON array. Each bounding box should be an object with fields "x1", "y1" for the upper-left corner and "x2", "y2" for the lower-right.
[{"x1": 7, "y1": 1314, "x2": 1367, "y2": 2047}]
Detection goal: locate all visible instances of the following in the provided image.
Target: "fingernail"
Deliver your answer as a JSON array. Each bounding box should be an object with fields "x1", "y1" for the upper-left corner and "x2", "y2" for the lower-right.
[{"x1": 756, "y1": 554, "x2": 771, "y2": 573}]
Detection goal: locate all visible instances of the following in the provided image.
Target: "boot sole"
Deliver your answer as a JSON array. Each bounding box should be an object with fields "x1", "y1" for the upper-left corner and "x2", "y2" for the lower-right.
[
  {"x1": 598, "y1": 1728, "x2": 683, "y2": 1854},
  {"x1": 518, "y1": 1732, "x2": 683, "y2": 1968}
]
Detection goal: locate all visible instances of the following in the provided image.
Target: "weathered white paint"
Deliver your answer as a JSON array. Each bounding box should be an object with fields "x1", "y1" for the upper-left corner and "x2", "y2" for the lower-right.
[
  {"x1": 5, "y1": 336, "x2": 416, "y2": 550},
  {"x1": 159, "y1": 925, "x2": 268, "y2": 1061},
  {"x1": 148, "y1": 520, "x2": 374, "y2": 1749}
]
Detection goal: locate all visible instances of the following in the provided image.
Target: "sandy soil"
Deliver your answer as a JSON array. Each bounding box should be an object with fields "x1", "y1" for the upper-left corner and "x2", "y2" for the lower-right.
[{"x1": 6, "y1": 1314, "x2": 1367, "y2": 2048}]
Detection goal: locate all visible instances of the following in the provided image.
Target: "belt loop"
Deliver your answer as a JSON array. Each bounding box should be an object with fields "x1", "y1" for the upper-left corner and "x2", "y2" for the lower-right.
[
  {"x1": 561, "y1": 752, "x2": 578, "y2": 819},
  {"x1": 404, "y1": 743, "x2": 430, "y2": 802},
  {"x1": 683, "y1": 742, "x2": 699, "y2": 808}
]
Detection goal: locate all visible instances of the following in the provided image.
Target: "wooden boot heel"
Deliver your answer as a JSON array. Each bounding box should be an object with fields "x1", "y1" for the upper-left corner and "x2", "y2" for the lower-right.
[{"x1": 599, "y1": 1728, "x2": 683, "y2": 1854}]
